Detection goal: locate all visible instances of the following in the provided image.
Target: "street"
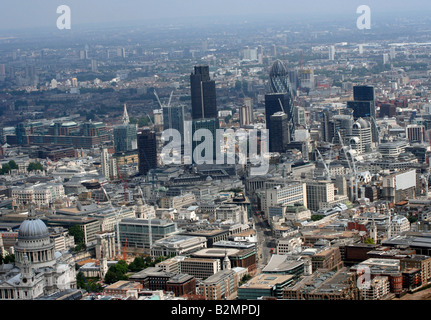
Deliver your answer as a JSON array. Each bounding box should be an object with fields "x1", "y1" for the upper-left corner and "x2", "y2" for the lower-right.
[{"x1": 252, "y1": 211, "x2": 274, "y2": 271}]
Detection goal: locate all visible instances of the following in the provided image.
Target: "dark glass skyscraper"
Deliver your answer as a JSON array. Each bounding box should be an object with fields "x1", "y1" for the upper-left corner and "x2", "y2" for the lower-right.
[
  {"x1": 347, "y1": 85, "x2": 377, "y2": 143},
  {"x1": 265, "y1": 92, "x2": 291, "y2": 132},
  {"x1": 269, "y1": 112, "x2": 290, "y2": 153},
  {"x1": 190, "y1": 65, "x2": 217, "y2": 120},
  {"x1": 137, "y1": 129, "x2": 157, "y2": 175}
]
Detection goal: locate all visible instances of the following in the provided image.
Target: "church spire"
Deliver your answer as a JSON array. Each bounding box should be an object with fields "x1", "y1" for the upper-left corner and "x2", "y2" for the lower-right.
[{"x1": 122, "y1": 103, "x2": 130, "y2": 124}]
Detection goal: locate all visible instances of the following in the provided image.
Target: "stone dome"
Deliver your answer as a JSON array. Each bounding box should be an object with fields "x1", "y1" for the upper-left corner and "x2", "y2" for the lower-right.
[{"x1": 18, "y1": 218, "x2": 49, "y2": 240}]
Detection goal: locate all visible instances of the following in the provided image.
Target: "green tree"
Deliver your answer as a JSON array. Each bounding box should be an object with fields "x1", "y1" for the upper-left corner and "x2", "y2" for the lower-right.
[
  {"x1": 311, "y1": 215, "x2": 324, "y2": 221},
  {"x1": 0, "y1": 163, "x2": 10, "y2": 175},
  {"x1": 128, "y1": 256, "x2": 146, "y2": 272},
  {"x1": 364, "y1": 238, "x2": 375, "y2": 244},
  {"x1": 104, "y1": 260, "x2": 129, "y2": 284},
  {"x1": 27, "y1": 162, "x2": 44, "y2": 172},
  {"x1": 76, "y1": 271, "x2": 87, "y2": 289},
  {"x1": 69, "y1": 225, "x2": 85, "y2": 247},
  {"x1": 8, "y1": 160, "x2": 18, "y2": 170}
]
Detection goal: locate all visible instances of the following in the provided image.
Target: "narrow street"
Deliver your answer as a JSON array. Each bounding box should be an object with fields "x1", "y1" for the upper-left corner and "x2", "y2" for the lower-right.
[{"x1": 253, "y1": 211, "x2": 274, "y2": 272}]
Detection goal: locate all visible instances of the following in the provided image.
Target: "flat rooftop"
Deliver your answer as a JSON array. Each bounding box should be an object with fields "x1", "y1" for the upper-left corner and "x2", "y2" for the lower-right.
[
  {"x1": 239, "y1": 274, "x2": 293, "y2": 290},
  {"x1": 192, "y1": 248, "x2": 239, "y2": 257}
]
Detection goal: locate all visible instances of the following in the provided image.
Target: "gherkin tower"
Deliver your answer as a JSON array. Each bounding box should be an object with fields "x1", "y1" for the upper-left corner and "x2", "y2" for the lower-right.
[{"x1": 268, "y1": 60, "x2": 295, "y2": 139}]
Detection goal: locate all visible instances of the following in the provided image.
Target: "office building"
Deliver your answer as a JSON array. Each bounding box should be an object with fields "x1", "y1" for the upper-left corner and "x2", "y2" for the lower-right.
[
  {"x1": 191, "y1": 118, "x2": 219, "y2": 164},
  {"x1": 263, "y1": 182, "x2": 307, "y2": 216},
  {"x1": 349, "y1": 118, "x2": 372, "y2": 154},
  {"x1": 264, "y1": 92, "x2": 292, "y2": 134},
  {"x1": 190, "y1": 65, "x2": 217, "y2": 120},
  {"x1": 406, "y1": 124, "x2": 426, "y2": 143},
  {"x1": 163, "y1": 104, "x2": 185, "y2": 136},
  {"x1": 137, "y1": 129, "x2": 157, "y2": 175},
  {"x1": 179, "y1": 258, "x2": 221, "y2": 279},
  {"x1": 269, "y1": 111, "x2": 290, "y2": 153},
  {"x1": 114, "y1": 104, "x2": 137, "y2": 153},
  {"x1": 305, "y1": 180, "x2": 335, "y2": 212},
  {"x1": 238, "y1": 273, "x2": 294, "y2": 300},
  {"x1": 150, "y1": 235, "x2": 207, "y2": 258},
  {"x1": 329, "y1": 45, "x2": 335, "y2": 60},
  {"x1": 118, "y1": 218, "x2": 179, "y2": 251},
  {"x1": 347, "y1": 85, "x2": 377, "y2": 142},
  {"x1": 198, "y1": 269, "x2": 238, "y2": 300}
]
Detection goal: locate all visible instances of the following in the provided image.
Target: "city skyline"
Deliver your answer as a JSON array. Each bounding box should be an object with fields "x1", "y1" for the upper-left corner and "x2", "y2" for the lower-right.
[{"x1": 1, "y1": 0, "x2": 431, "y2": 308}]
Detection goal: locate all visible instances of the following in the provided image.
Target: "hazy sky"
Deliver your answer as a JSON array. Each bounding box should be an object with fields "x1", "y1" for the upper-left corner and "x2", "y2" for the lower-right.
[{"x1": 0, "y1": 0, "x2": 429, "y2": 31}]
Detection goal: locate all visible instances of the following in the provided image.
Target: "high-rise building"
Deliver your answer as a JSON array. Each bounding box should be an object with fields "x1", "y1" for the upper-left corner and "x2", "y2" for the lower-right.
[
  {"x1": 91, "y1": 59, "x2": 98, "y2": 72},
  {"x1": 137, "y1": 129, "x2": 157, "y2": 175},
  {"x1": 268, "y1": 60, "x2": 294, "y2": 139},
  {"x1": 269, "y1": 112, "x2": 290, "y2": 153},
  {"x1": 269, "y1": 60, "x2": 293, "y2": 95},
  {"x1": 239, "y1": 98, "x2": 253, "y2": 128},
  {"x1": 191, "y1": 118, "x2": 219, "y2": 164},
  {"x1": 347, "y1": 85, "x2": 377, "y2": 142},
  {"x1": 264, "y1": 92, "x2": 293, "y2": 136},
  {"x1": 113, "y1": 104, "x2": 137, "y2": 153},
  {"x1": 390, "y1": 46, "x2": 396, "y2": 60},
  {"x1": 299, "y1": 69, "x2": 315, "y2": 91},
  {"x1": 329, "y1": 45, "x2": 335, "y2": 61},
  {"x1": 163, "y1": 105, "x2": 185, "y2": 136},
  {"x1": 190, "y1": 65, "x2": 217, "y2": 120},
  {"x1": 349, "y1": 118, "x2": 372, "y2": 154},
  {"x1": 100, "y1": 147, "x2": 117, "y2": 180}
]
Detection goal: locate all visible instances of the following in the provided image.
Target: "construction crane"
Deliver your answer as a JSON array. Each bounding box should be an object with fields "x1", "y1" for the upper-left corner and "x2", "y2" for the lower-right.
[
  {"x1": 371, "y1": 117, "x2": 382, "y2": 144},
  {"x1": 115, "y1": 205, "x2": 125, "y2": 259},
  {"x1": 138, "y1": 186, "x2": 153, "y2": 251},
  {"x1": 122, "y1": 238, "x2": 128, "y2": 261},
  {"x1": 101, "y1": 185, "x2": 125, "y2": 259},
  {"x1": 154, "y1": 89, "x2": 173, "y2": 128},
  {"x1": 316, "y1": 148, "x2": 330, "y2": 180},
  {"x1": 338, "y1": 131, "x2": 359, "y2": 201}
]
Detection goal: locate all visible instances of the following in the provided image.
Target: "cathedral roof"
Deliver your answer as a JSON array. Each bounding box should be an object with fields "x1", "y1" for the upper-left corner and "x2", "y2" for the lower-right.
[{"x1": 18, "y1": 206, "x2": 49, "y2": 240}]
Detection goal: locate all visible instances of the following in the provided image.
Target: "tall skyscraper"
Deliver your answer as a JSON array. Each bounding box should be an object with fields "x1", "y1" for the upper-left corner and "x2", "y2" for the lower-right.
[
  {"x1": 347, "y1": 85, "x2": 377, "y2": 143},
  {"x1": 113, "y1": 104, "x2": 137, "y2": 153},
  {"x1": 191, "y1": 118, "x2": 219, "y2": 163},
  {"x1": 269, "y1": 112, "x2": 290, "y2": 153},
  {"x1": 137, "y1": 129, "x2": 157, "y2": 176},
  {"x1": 268, "y1": 60, "x2": 294, "y2": 139},
  {"x1": 239, "y1": 98, "x2": 253, "y2": 127},
  {"x1": 265, "y1": 93, "x2": 292, "y2": 134},
  {"x1": 163, "y1": 105, "x2": 185, "y2": 136},
  {"x1": 190, "y1": 65, "x2": 217, "y2": 120},
  {"x1": 329, "y1": 45, "x2": 335, "y2": 61},
  {"x1": 101, "y1": 147, "x2": 117, "y2": 180}
]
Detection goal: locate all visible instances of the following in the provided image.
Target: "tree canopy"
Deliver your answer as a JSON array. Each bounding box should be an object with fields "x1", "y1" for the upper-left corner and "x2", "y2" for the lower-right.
[{"x1": 27, "y1": 162, "x2": 44, "y2": 172}]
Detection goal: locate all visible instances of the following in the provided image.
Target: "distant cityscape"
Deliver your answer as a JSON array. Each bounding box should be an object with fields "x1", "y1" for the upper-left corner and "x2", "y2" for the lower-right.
[{"x1": 2, "y1": 7, "x2": 431, "y2": 303}]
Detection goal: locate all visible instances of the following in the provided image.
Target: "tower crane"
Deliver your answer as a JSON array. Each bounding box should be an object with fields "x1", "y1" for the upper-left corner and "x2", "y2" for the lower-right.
[
  {"x1": 154, "y1": 89, "x2": 174, "y2": 128},
  {"x1": 315, "y1": 148, "x2": 330, "y2": 180},
  {"x1": 138, "y1": 186, "x2": 153, "y2": 251},
  {"x1": 101, "y1": 185, "x2": 125, "y2": 259},
  {"x1": 338, "y1": 131, "x2": 359, "y2": 201}
]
